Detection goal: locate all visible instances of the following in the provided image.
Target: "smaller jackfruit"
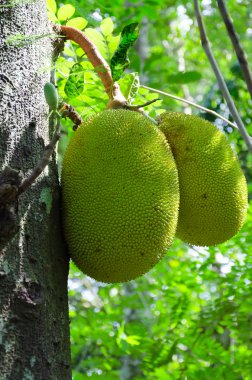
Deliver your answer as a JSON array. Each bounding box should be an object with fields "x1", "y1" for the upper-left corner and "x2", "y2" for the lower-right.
[
  {"x1": 62, "y1": 109, "x2": 179, "y2": 283},
  {"x1": 158, "y1": 112, "x2": 248, "y2": 247}
]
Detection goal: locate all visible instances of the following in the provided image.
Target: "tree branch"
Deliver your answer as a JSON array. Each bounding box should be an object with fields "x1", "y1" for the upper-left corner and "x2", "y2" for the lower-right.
[
  {"x1": 18, "y1": 118, "x2": 61, "y2": 195},
  {"x1": 194, "y1": 0, "x2": 252, "y2": 152},
  {"x1": 217, "y1": 0, "x2": 252, "y2": 99},
  {"x1": 56, "y1": 25, "x2": 127, "y2": 107},
  {"x1": 140, "y1": 85, "x2": 241, "y2": 131}
]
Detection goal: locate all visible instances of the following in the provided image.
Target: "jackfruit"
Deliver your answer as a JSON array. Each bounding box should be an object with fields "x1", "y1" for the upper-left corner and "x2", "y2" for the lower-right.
[
  {"x1": 158, "y1": 111, "x2": 248, "y2": 247},
  {"x1": 62, "y1": 109, "x2": 179, "y2": 283}
]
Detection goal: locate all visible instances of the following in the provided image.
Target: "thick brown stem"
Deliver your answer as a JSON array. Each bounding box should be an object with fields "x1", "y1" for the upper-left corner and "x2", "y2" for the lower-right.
[{"x1": 58, "y1": 25, "x2": 126, "y2": 105}]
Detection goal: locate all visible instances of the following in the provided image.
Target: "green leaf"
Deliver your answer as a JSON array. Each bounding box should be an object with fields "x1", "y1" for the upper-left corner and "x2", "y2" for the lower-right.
[
  {"x1": 66, "y1": 17, "x2": 88, "y2": 30},
  {"x1": 84, "y1": 28, "x2": 107, "y2": 59},
  {"x1": 124, "y1": 335, "x2": 141, "y2": 346},
  {"x1": 110, "y1": 23, "x2": 139, "y2": 81},
  {"x1": 107, "y1": 34, "x2": 121, "y2": 56},
  {"x1": 167, "y1": 71, "x2": 202, "y2": 84},
  {"x1": 47, "y1": 10, "x2": 58, "y2": 23},
  {"x1": 101, "y1": 18, "x2": 114, "y2": 36},
  {"x1": 118, "y1": 72, "x2": 140, "y2": 102},
  {"x1": 62, "y1": 46, "x2": 76, "y2": 58},
  {"x1": 64, "y1": 63, "x2": 84, "y2": 99},
  {"x1": 46, "y1": 0, "x2": 56, "y2": 14},
  {"x1": 75, "y1": 47, "x2": 86, "y2": 57},
  {"x1": 57, "y1": 4, "x2": 75, "y2": 21}
]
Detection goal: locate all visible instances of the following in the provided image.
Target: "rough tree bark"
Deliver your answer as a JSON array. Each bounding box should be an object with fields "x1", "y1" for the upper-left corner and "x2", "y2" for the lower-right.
[{"x1": 0, "y1": 1, "x2": 71, "y2": 379}]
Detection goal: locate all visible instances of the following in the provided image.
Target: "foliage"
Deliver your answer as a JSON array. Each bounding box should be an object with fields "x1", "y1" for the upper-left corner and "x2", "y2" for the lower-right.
[
  {"x1": 46, "y1": 0, "x2": 252, "y2": 378},
  {"x1": 110, "y1": 23, "x2": 139, "y2": 81}
]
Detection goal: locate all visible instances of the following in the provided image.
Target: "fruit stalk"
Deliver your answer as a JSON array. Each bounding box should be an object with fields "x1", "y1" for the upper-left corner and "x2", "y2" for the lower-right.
[{"x1": 57, "y1": 25, "x2": 127, "y2": 107}]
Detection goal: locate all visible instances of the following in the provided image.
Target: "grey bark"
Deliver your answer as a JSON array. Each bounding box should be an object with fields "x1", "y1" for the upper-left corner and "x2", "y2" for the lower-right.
[{"x1": 0, "y1": 1, "x2": 71, "y2": 379}]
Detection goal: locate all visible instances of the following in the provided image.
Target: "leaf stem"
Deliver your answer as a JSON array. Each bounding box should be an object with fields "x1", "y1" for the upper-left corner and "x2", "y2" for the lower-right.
[{"x1": 140, "y1": 85, "x2": 242, "y2": 132}]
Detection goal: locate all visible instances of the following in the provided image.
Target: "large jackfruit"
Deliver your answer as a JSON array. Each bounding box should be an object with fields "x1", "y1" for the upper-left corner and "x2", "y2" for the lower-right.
[
  {"x1": 158, "y1": 111, "x2": 248, "y2": 247},
  {"x1": 62, "y1": 109, "x2": 179, "y2": 283}
]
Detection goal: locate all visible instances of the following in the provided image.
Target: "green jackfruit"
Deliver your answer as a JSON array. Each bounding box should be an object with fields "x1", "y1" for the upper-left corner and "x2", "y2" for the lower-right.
[
  {"x1": 158, "y1": 111, "x2": 248, "y2": 247},
  {"x1": 62, "y1": 109, "x2": 179, "y2": 283}
]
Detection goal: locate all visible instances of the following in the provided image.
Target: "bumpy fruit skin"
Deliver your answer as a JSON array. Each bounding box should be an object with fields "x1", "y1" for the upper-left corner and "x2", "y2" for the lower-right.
[
  {"x1": 158, "y1": 111, "x2": 248, "y2": 247},
  {"x1": 62, "y1": 109, "x2": 179, "y2": 283}
]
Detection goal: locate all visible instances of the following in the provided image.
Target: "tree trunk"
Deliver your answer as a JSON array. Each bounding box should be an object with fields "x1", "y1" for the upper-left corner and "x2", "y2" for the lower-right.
[{"x1": 0, "y1": 1, "x2": 71, "y2": 379}]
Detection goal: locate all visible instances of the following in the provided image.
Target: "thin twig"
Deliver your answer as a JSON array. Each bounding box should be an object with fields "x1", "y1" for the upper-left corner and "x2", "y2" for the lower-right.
[
  {"x1": 128, "y1": 98, "x2": 160, "y2": 109},
  {"x1": 140, "y1": 85, "x2": 242, "y2": 131},
  {"x1": 217, "y1": 0, "x2": 252, "y2": 99},
  {"x1": 194, "y1": 0, "x2": 252, "y2": 152},
  {"x1": 56, "y1": 25, "x2": 126, "y2": 106},
  {"x1": 18, "y1": 118, "x2": 61, "y2": 195}
]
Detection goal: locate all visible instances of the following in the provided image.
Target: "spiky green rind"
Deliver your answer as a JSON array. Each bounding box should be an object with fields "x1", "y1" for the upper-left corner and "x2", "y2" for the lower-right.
[
  {"x1": 158, "y1": 111, "x2": 248, "y2": 247},
  {"x1": 62, "y1": 109, "x2": 179, "y2": 283}
]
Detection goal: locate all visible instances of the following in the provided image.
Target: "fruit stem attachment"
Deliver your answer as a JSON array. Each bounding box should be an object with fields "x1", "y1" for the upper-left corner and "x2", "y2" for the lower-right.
[{"x1": 55, "y1": 25, "x2": 127, "y2": 108}]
